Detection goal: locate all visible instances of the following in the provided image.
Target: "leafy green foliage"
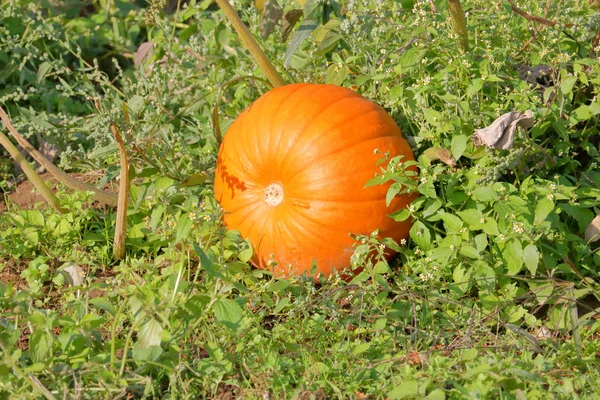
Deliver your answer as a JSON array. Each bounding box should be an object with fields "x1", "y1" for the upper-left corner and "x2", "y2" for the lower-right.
[{"x1": 1, "y1": 0, "x2": 600, "y2": 398}]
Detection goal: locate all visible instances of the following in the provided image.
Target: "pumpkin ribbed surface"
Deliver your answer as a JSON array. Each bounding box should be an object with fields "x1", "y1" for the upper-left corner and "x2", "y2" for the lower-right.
[{"x1": 214, "y1": 83, "x2": 416, "y2": 278}]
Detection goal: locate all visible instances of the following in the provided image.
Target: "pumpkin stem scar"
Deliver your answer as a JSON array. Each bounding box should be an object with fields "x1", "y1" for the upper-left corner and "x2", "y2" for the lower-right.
[{"x1": 264, "y1": 183, "x2": 284, "y2": 206}]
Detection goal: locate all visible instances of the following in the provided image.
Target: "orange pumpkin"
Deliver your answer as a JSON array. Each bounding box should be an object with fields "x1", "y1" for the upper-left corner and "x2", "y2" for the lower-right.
[{"x1": 214, "y1": 83, "x2": 416, "y2": 278}]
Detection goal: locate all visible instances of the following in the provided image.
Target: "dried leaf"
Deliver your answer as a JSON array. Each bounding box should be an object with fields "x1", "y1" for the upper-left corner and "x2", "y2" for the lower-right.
[
  {"x1": 584, "y1": 215, "x2": 600, "y2": 243},
  {"x1": 135, "y1": 42, "x2": 154, "y2": 69},
  {"x1": 473, "y1": 110, "x2": 535, "y2": 150},
  {"x1": 282, "y1": 9, "x2": 303, "y2": 41},
  {"x1": 260, "y1": 0, "x2": 283, "y2": 39},
  {"x1": 422, "y1": 147, "x2": 456, "y2": 166}
]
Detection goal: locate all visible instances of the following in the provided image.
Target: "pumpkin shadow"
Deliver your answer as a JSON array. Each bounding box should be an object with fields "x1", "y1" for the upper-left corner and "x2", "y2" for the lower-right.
[{"x1": 216, "y1": 158, "x2": 247, "y2": 199}]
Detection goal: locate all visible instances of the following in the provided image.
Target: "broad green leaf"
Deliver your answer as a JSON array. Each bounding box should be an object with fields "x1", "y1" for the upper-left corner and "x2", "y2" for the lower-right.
[
  {"x1": 132, "y1": 343, "x2": 162, "y2": 362},
  {"x1": 457, "y1": 209, "x2": 483, "y2": 229},
  {"x1": 273, "y1": 297, "x2": 290, "y2": 314},
  {"x1": 558, "y1": 203, "x2": 594, "y2": 233},
  {"x1": 388, "y1": 381, "x2": 420, "y2": 399},
  {"x1": 560, "y1": 75, "x2": 578, "y2": 95},
  {"x1": 267, "y1": 279, "x2": 290, "y2": 292},
  {"x1": 503, "y1": 239, "x2": 523, "y2": 275},
  {"x1": 22, "y1": 210, "x2": 44, "y2": 227},
  {"x1": 523, "y1": 244, "x2": 540, "y2": 275},
  {"x1": 89, "y1": 297, "x2": 116, "y2": 316},
  {"x1": 324, "y1": 63, "x2": 348, "y2": 86},
  {"x1": 410, "y1": 221, "x2": 432, "y2": 251},
  {"x1": 426, "y1": 389, "x2": 446, "y2": 400},
  {"x1": 192, "y1": 243, "x2": 224, "y2": 279},
  {"x1": 36, "y1": 61, "x2": 52, "y2": 83},
  {"x1": 351, "y1": 342, "x2": 371, "y2": 355},
  {"x1": 29, "y1": 329, "x2": 53, "y2": 364},
  {"x1": 481, "y1": 218, "x2": 499, "y2": 236},
  {"x1": 459, "y1": 245, "x2": 480, "y2": 259},
  {"x1": 451, "y1": 134, "x2": 468, "y2": 160},
  {"x1": 138, "y1": 318, "x2": 162, "y2": 349},
  {"x1": 474, "y1": 233, "x2": 488, "y2": 253},
  {"x1": 534, "y1": 198, "x2": 554, "y2": 224},
  {"x1": 213, "y1": 298, "x2": 243, "y2": 328},
  {"x1": 155, "y1": 176, "x2": 175, "y2": 192},
  {"x1": 467, "y1": 78, "x2": 484, "y2": 97},
  {"x1": 175, "y1": 214, "x2": 193, "y2": 243},
  {"x1": 471, "y1": 187, "x2": 497, "y2": 202},
  {"x1": 440, "y1": 213, "x2": 463, "y2": 233}
]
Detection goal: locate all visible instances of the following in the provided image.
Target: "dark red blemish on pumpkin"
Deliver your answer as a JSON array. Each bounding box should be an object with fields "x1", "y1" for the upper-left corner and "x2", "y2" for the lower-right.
[{"x1": 216, "y1": 158, "x2": 247, "y2": 199}]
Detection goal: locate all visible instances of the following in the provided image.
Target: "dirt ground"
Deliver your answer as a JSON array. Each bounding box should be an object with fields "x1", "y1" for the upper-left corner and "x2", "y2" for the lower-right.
[{"x1": 0, "y1": 171, "x2": 113, "y2": 213}]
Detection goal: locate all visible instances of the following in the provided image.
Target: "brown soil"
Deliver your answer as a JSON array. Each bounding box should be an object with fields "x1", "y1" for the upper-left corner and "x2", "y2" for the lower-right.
[{"x1": 0, "y1": 171, "x2": 115, "y2": 213}]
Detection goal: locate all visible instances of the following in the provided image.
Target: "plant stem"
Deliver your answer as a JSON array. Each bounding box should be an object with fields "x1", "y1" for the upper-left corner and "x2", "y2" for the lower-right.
[
  {"x1": 0, "y1": 106, "x2": 118, "y2": 206},
  {"x1": 215, "y1": 0, "x2": 286, "y2": 88},
  {"x1": 111, "y1": 123, "x2": 129, "y2": 260},
  {"x1": 448, "y1": 0, "x2": 469, "y2": 52},
  {"x1": 0, "y1": 124, "x2": 65, "y2": 213}
]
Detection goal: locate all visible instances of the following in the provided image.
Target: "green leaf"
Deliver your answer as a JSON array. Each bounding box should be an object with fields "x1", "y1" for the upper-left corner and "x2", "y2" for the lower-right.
[
  {"x1": 388, "y1": 381, "x2": 419, "y2": 399},
  {"x1": 459, "y1": 245, "x2": 480, "y2": 259},
  {"x1": 467, "y1": 78, "x2": 484, "y2": 97},
  {"x1": 132, "y1": 343, "x2": 162, "y2": 362},
  {"x1": 410, "y1": 221, "x2": 432, "y2": 251},
  {"x1": 481, "y1": 218, "x2": 499, "y2": 236},
  {"x1": 175, "y1": 214, "x2": 193, "y2": 243},
  {"x1": 560, "y1": 75, "x2": 578, "y2": 95},
  {"x1": 474, "y1": 233, "x2": 488, "y2": 253},
  {"x1": 451, "y1": 134, "x2": 468, "y2": 160},
  {"x1": 534, "y1": 198, "x2": 554, "y2": 224},
  {"x1": 351, "y1": 342, "x2": 371, "y2": 355},
  {"x1": 523, "y1": 244, "x2": 540, "y2": 275},
  {"x1": 426, "y1": 389, "x2": 446, "y2": 400},
  {"x1": 558, "y1": 203, "x2": 594, "y2": 233},
  {"x1": 284, "y1": 19, "x2": 319, "y2": 67},
  {"x1": 273, "y1": 297, "x2": 290, "y2": 314},
  {"x1": 29, "y1": 329, "x2": 53, "y2": 364},
  {"x1": 138, "y1": 318, "x2": 163, "y2": 350},
  {"x1": 213, "y1": 298, "x2": 243, "y2": 329},
  {"x1": 36, "y1": 61, "x2": 52, "y2": 83},
  {"x1": 267, "y1": 279, "x2": 290, "y2": 292},
  {"x1": 155, "y1": 176, "x2": 175, "y2": 192},
  {"x1": 503, "y1": 239, "x2": 523, "y2": 275},
  {"x1": 471, "y1": 187, "x2": 497, "y2": 202},
  {"x1": 89, "y1": 297, "x2": 116, "y2": 316},
  {"x1": 21, "y1": 210, "x2": 44, "y2": 227},
  {"x1": 324, "y1": 63, "x2": 348, "y2": 86},
  {"x1": 440, "y1": 213, "x2": 463, "y2": 233},
  {"x1": 192, "y1": 243, "x2": 224, "y2": 279},
  {"x1": 457, "y1": 209, "x2": 483, "y2": 229}
]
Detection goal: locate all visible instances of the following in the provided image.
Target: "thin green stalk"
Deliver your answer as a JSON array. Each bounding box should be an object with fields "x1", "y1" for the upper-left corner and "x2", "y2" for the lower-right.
[
  {"x1": 448, "y1": 0, "x2": 469, "y2": 52},
  {"x1": 215, "y1": 0, "x2": 286, "y2": 88},
  {"x1": 0, "y1": 123, "x2": 65, "y2": 213}
]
